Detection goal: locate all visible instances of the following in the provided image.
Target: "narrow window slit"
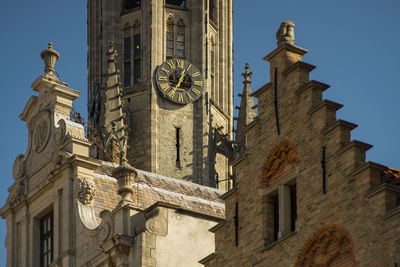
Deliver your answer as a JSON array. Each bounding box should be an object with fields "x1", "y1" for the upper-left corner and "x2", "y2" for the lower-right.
[{"x1": 176, "y1": 127, "x2": 181, "y2": 168}]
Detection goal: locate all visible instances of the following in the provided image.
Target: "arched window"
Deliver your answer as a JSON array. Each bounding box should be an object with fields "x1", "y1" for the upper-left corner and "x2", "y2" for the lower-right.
[
  {"x1": 166, "y1": 17, "x2": 175, "y2": 58},
  {"x1": 176, "y1": 20, "x2": 185, "y2": 58}
]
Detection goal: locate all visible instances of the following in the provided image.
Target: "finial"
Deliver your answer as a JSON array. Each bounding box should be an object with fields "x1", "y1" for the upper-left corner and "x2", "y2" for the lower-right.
[
  {"x1": 40, "y1": 42, "x2": 60, "y2": 75},
  {"x1": 241, "y1": 63, "x2": 253, "y2": 83},
  {"x1": 276, "y1": 20, "x2": 295, "y2": 47},
  {"x1": 107, "y1": 41, "x2": 118, "y2": 61}
]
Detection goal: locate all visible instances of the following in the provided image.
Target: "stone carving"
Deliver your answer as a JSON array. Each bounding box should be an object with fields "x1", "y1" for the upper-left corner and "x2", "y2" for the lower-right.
[
  {"x1": 261, "y1": 140, "x2": 298, "y2": 187},
  {"x1": 96, "y1": 210, "x2": 114, "y2": 244},
  {"x1": 294, "y1": 224, "x2": 356, "y2": 267},
  {"x1": 12, "y1": 154, "x2": 25, "y2": 180},
  {"x1": 33, "y1": 111, "x2": 51, "y2": 153},
  {"x1": 78, "y1": 178, "x2": 96, "y2": 205},
  {"x1": 276, "y1": 20, "x2": 295, "y2": 46},
  {"x1": 54, "y1": 119, "x2": 66, "y2": 146},
  {"x1": 145, "y1": 207, "x2": 168, "y2": 236},
  {"x1": 40, "y1": 42, "x2": 60, "y2": 75}
]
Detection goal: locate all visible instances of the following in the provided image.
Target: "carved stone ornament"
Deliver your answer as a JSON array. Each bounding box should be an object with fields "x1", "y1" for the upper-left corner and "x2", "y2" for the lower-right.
[
  {"x1": 261, "y1": 140, "x2": 298, "y2": 187},
  {"x1": 54, "y1": 119, "x2": 66, "y2": 146},
  {"x1": 12, "y1": 154, "x2": 25, "y2": 180},
  {"x1": 276, "y1": 20, "x2": 295, "y2": 46},
  {"x1": 78, "y1": 178, "x2": 96, "y2": 205},
  {"x1": 33, "y1": 111, "x2": 51, "y2": 153},
  {"x1": 294, "y1": 224, "x2": 356, "y2": 267},
  {"x1": 96, "y1": 210, "x2": 114, "y2": 244},
  {"x1": 145, "y1": 207, "x2": 168, "y2": 236}
]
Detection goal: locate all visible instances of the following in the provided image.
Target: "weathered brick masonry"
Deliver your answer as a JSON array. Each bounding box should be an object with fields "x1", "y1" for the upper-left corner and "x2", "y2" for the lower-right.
[{"x1": 202, "y1": 22, "x2": 400, "y2": 267}]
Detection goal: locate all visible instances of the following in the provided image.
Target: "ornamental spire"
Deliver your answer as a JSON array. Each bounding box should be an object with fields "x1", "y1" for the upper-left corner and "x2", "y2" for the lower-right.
[
  {"x1": 235, "y1": 63, "x2": 256, "y2": 154},
  {"x1": 40, "y1": 42, "x2": 60, "y2": 76}
]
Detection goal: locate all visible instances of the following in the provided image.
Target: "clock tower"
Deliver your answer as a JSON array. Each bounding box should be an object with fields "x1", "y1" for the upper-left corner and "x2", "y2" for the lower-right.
[{"x1": 87, "y1": 0, "x2": 233, "y2": 188}]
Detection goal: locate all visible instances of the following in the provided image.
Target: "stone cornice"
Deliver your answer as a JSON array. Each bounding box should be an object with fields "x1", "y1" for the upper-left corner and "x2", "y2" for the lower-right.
[{"x1": 263, "y1": 43, "x2": 308, "y2": 62}]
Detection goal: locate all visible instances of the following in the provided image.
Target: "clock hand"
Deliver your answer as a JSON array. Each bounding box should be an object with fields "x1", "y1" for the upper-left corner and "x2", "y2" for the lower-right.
[{"x1": 173, "y1": 69, "x2": 186, "y2": 91}]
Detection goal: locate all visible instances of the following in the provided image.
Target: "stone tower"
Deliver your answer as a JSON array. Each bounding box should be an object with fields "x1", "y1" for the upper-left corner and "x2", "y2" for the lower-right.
[{"x1": 87, "y1": 0, "x2": 233, "y2": 188}]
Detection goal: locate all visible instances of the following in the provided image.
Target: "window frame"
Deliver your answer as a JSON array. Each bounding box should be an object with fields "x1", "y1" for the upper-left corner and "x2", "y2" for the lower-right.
[{"x1": 40, "y1": 211, "x2": 54, "y2": 267}]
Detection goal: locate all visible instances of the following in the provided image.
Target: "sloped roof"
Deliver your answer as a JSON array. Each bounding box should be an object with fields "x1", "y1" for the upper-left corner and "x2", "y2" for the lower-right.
[{"x1": 92, "y1": 161, "x2": 225, "y2": 219}]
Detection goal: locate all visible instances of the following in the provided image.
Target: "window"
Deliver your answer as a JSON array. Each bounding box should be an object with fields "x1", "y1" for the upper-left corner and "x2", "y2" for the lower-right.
[
  {"x1": 40, "y1": 212, "x2": 53, "y2": 267},
  {"x1": 166, "y1": 0, "x2": 186, "y2": 7},
  {"x1": 134, "y1": 60, "x2": 141, "y2": 84},
  {"x1": 134, "y1": 33, "x2": 140, "y2": 58},
  {"x1": 272, "y1": 194, "x2": 279, "y2": 241},
  {"x1": 210, "y1": 37, "x2": 216, "y2": 100},
  {"x1": 166, "y1": 17, "x2": 175, "y2": 58},
  {"x1": 133, "y1": 21, "x2": 141, "y2": 84},
  {"x1": 266, "y1": 181, "x2": 297, "y2": 244},
  {"x1": 209, "y1": 0, "x2": 217, "y2": 24},
  {"x1": 124, "y1": 37, "x2": 131, "y2": 60},
  {"x1": 175, "y1": 127, "x2": 181, "y2": 167},
  {"x1": 176, "y1": 20, "x2": 185, "y2": 58},
  {"x1": 124, "y1": 25, "x2": 132, "y2": 87},
  {"x1": 166, "y1": 17, "x2": 186, "y2": 58},
  {"x1": 290, "y1": 184, "x2": 297, "y2": 232},
  {"x1": 123, "y1": 0, "x2": 141, "y2": 10},
  {"x1": 124, "y1": 62, "x2": 131, "y2": 86}
]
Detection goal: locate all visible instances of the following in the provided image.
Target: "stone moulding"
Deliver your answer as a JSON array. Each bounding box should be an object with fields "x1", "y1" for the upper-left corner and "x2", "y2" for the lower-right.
[
  {"x1": 294, "y1": 224, "x2": 356, "y2": 267},
  {"x1": 77, "y1": 201, "x2": 115, "y2": 245},
  {"x1": 260, "y1": 140, "x2": 298, "y2": 188}
]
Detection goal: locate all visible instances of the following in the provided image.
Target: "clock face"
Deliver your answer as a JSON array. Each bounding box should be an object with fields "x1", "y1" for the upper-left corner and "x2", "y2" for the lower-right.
[{"x1": 155, "y1": 58, "x2": 204, "y2": 104}]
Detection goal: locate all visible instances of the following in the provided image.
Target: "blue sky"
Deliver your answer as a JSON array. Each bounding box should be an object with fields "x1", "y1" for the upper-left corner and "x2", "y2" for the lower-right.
[{"x1": 0, "y1": 0, "x2": 399, "y2": 264}]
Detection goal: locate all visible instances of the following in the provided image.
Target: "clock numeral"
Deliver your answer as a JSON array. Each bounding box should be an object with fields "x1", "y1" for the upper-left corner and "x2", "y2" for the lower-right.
[
  {"x1": 192, "y1": 72, "x2": 200, "y2": 77},
  {"x1": 186, "y1": 64, "x2": 192, "y2": 72},
  {"x1": 167, "y1": 60, "x2": 175, "y2": 70},
  {"x1": 158, "y1": 76, "x2": 168, "y2": 81},
  {"x1": 186, "y1": 92, "x2": 193, "y2": 101},
  {"x1": 178, "y1": 93, "x2": 184, "y2": 103},
  {"x1": 167, "y1": 89, "x2": 175, "y2": 98},
  {"x1": 160, "y1": 66, "x2": 169, "y2": 74},
  {"x1": 193, "y1": 81, "x2": 203, "y2": 87},
  {"x1": 192, "y1": 88, "x2": 201, "y2": 96},
  {"x1": 160, "y1": 83, "x2": 170, "y2": 91},
  {"x1": 177, "y1": 59, "x2": 184, "y2": 69}
]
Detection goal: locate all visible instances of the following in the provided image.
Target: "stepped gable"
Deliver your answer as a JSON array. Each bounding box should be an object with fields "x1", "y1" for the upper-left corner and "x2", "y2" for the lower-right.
[
  {"x1": 203, "y1": 21, "x2": 400, "y2": 267},
  {"x1": 92, "y1": 161, "x2": 225, "y2": 219}
]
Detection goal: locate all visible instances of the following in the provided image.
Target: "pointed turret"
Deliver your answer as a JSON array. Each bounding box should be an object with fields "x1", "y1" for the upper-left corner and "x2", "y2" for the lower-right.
[
  {"x1": 102, "y1": 41, "x2": 128, "y2": 163},
  {"x1": 235, "y1": 63, "x2": 256, "y2": 154}
]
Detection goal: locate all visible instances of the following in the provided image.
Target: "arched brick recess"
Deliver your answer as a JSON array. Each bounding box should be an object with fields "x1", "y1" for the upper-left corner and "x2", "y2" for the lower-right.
[
  {"x1": 294, "y1": 224, "x2": 357, "y2": 267},
  {"x1": 260, "y1": 140, "x2": 298, "y2": 187}
]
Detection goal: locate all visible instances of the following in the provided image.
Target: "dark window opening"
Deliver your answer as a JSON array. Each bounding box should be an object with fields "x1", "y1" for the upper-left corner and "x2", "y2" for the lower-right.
[
  {"x1": 124, "y1": 0, "x2": 141, "y2": 10},
  {"x1": 209, "y1": 0, "x2": 216, "y2": 23},
  {"x1": 134, "y1": 34, "x2": 141, "y2": 58},
  {"x1": 166, "y1": 31, "x2": 174, "y2": 57},
  {"x1": 290, "y1": 184, "x2": 297, "y2": 232},
  {"x1": 133, "y1": 60, "x2": 140, "y2": 84},
  {"x1": 176, "y1": 33, "x2": 185, "y2": 58},
  {"x1": 176, "y1": 127, "x2": 181, "y2": 167},
  {"x1": 124, "y1": 62, "x2": 131, "y2": 86},
  {"x1": 40, "y1": 212, "x2": 53, "y2": 267},
  {"x1": 166, "y1": 0, "x2": 186, "y2": 7},
  {"x1": 124, "y1": 37, "x2": 131, "y2": 60},
  {"x1": 272, "y1": 194, "x2": 279, "y2": 241},
  {"x1": 234, "y1": 202, "x2": 239, "y2": 246}
]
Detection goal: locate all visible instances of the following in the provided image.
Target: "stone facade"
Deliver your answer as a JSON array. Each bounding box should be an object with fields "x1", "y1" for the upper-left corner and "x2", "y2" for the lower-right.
[
  {"x1": 87, "y1": 0, "x2": 233, "y2": 189},
  {"x1": 202, "y1": 22, "x2": 400, "y2": 267},
  {"x1": 1, "y1": 45, "x2": 225, "y2": 266}
]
